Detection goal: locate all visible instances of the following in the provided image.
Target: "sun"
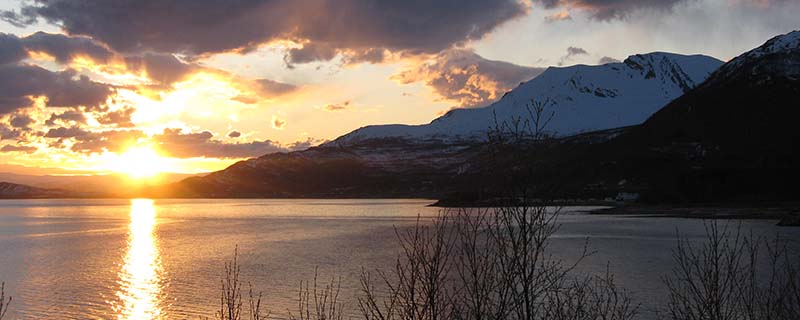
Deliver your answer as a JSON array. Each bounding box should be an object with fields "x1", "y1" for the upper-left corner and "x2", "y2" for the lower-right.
[{"x1": 112, "y1": 146, "x2": 172, "y2": 179}]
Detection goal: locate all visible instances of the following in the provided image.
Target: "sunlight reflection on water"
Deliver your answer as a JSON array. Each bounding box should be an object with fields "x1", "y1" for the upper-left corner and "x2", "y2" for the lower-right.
[{"x1": 114, "y1": 199, "x2": 163, "y2": 319}]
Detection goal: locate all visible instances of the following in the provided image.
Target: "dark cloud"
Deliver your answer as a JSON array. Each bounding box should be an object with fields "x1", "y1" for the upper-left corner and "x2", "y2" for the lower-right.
[
  {"x1": 95, "y1": 107, "x2": 135, "y2": 127},
  {"x1": 559, "y1": 46, "x2": 588, "y2": 65},
  {"x1": 45, "y1": 109, "x2": 87, "y2": 126},
  {"x1": 0, "y1": 65, "x2": 112, "y2": 113},
  {"x1": 0, "y1": 32, "x2": 114, "y2": 65},
  {"x1": 323, "y1": 101, "x2": 350, "y2": 112},
  {"x1": 228, "y1": 131, "x2": 241, "y2": 138},
  {"x1": 392, "y1": 49, "x2": 545, "y2": 108},
  {"x1": 0, "y1": 8, "x2": 37, "y2": 28},
  {"x1": 154, "y1": 128, "x2": 286, "y2": 158},
  {"x1": 284, "y1": 43, "x2": 339, "y2": 67},
  {"x1": 286, "y1": 137, "x2": 324, "y2": 151},
  {"x1": 123, "y1": 53, "x2": 195, "y2": 85},
  {"x1": 0, "y1": 124, "x2": 21, "y2": 140},
  {"x1": 10, "y1": 114, "x2": 35, "y2": 128},
  {"x1": 567, "y1": 46, "x2": 588, "y2": 56},
  {"x1": 6, "y1": 0, "x2": 529, "y2": 64},
  {"x1": 598, "y1": 56, "x2": 621, "y2": 64},
  {"x1": 0, "y1": 144, "x2": 37, "y2": 153},
  {"x1": 533, "y1": 0, "x2": 689, "y2": 20},
  {"x1": 44, "y1": 125, "x2": 90, "y2": 138},
  {"x1": 0, "y1": 33, "x2": 27, "y2": 64},
  {"x1": 342, "y1": 48, "x2": 389, "y2": 65},
  {"x1": 21, "y1": 31, "x2": 114, "y2": 64}
]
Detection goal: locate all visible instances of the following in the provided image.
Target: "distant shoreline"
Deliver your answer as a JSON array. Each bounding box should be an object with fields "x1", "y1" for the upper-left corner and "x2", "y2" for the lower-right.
[
  {"x1": 588, "y1": 203, "x2": 800, "y2": 226},
  {"x1": 1, "y1": 196, "x2": 798, "y2": 226}
]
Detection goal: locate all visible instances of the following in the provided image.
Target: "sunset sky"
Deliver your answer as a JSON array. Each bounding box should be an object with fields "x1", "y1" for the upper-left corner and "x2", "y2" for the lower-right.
[{"x1": 0, "y1": 0, "x2": 797, "y2": 176}]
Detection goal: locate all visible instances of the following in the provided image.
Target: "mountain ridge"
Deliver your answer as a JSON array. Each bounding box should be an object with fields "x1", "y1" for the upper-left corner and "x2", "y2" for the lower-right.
[{"x1": 332, "y1": 52, "x2": 722, "y2": 145}]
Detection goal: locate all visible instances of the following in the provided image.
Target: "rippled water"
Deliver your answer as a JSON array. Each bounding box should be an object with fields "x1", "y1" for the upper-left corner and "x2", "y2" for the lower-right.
[{"x1": 0, "y1": 199, "x2": 797, "y2": 319}]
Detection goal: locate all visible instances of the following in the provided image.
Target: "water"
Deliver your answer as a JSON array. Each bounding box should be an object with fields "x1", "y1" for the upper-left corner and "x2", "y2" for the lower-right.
[{"x1": 0, "y1": 199, "x2": 797, "y2": 319}]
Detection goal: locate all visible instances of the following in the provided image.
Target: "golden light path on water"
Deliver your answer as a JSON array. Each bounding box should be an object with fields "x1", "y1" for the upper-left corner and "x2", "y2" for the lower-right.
[{"x1": 114, "y1": 199, "x2": 164, "y2": 319}]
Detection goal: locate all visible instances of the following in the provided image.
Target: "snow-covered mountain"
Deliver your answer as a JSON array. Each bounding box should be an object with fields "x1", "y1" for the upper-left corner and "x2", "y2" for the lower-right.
[
  {"x1": 334, "y1": 52, "x2": 722, "y2": 145},
  {"x1": 161, "y1": 31, "x2": 800, "y2": 201},
  {"x1": 709, "y1": 30, "x2": 800, "y2": 82}
]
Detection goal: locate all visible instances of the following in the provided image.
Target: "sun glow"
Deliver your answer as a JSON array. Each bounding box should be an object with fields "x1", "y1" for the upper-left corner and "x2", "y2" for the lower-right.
[{"x1": 111, "y1": 146, "x2": 172, "y2": 179}]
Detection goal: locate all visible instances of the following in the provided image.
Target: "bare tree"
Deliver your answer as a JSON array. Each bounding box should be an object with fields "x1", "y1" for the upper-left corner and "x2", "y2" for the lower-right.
[
  {"x1": 0, "y1": 282, "x2": 10, "y2": 320},
  {"x1": 544, "y1": 267, "x2": 639, "y2": 320},
  {"x1": 206, "y1": 247, "x2": 269, "y2": 320},
  {"x1": 358, "y1": 215, "x2": 458, "y2": 320},
  {"x1": 664, "y1": 221, "x2": 800, "y2": 320},
  {"x1": 359, "y1": 205, "x2": 637, "y2": 320},
  {"x1": 357, "y1": 97, "x2": 636, "y2": 320},
  {"x1": 489, "y1": 98, "x2": 556, "y2": 145},
  {"x1": 290, "y1": 268, "x2": 343, "y2": 320}
]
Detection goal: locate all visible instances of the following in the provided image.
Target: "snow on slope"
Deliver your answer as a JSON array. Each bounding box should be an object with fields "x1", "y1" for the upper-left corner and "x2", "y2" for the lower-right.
[
  {"x1": 334, "y1": 52, "x2": 723, "y2": 145},
  {"x1": 713, "y1": 30, "x2": 800, "y2": 80}
]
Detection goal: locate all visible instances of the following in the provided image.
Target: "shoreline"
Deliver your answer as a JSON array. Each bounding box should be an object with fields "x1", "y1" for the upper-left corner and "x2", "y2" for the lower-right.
[{"x1": 588, "y1": 203, "x2": 800, "y2": 226}]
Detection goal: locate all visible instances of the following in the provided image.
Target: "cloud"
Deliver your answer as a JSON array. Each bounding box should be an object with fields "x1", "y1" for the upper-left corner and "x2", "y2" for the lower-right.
[
  {"x1": 0, "y1": 124, "x2": 21, "y2": 140},
  {"x1": 286, "y1": 137, "x2": 325, "y2": 151},
  {"x1": 0, "y1": 31, "x2": 114, "y2": 65},
  {"x1": 5, "y1": 0, "x2": 530, "y2": 65},
  {"x1": 153, "y1": 128, "x2": 286, "y2": 158},
  {"x1": 558, "y1": 46, "x2": 589, "y2": 66},
  {"x1": 122, "y1": 53, "x2": 196, "y2": 85},
  {"x1": 253, "y1": 79, "x2": 298, "y2": 96},
  {"x1": 323, "y1": 101, "x2": 350, "y2": 112},
  {"x1": 64, "y1": 129, "x2": 144, "y2": 153},
  {"x1": 0, "y1": 65, "x2": 112, "y2": 113},
  {"x1": 0, "y1": 144, "x2": 37, "y2": 153},
  {"x1": 533, "y1": 0, "x2": 689, "y2": 20},
  {"x1": 10, "y1": 114, "x2": 35, "y2": 128},
  {"x1": 44, "y1": 126, "x2": 91, "y2": 138},
  {"x1": 544, "y1": 11, "x2": 573, "y2": 22},
  {"x1": 392, "y1": 49, "x2": 545, "y2": 108},
  {"x1": 0, "y1": 33, "x2": 27, "y2": 64},
  {"x1": 567, "y1": 46, "x2": 588, "y2": 56},
  {"x1": 21, "y1": 31, "x2": 115, "y2": 64},
  {"x1": 45, "y1": 109, "x2": 87, "y2": 126},
  {"x1": 271, "y1": 115, "x2": 286, "y2": 130},
  {"x1": 95, "y1": 107, "x2": 135, "y2": 127},
  {"x1": 598, "y1": 56, "x2": 621, "y2": 64},
  {"x1": 284, "y1": 43, "x2": 339, "y2": 67},
  {"x1": 228, "y1": 131, "x2": 241, "y2": 138}
]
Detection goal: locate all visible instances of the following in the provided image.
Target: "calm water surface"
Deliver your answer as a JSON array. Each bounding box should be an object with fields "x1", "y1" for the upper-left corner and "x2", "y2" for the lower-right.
[{"x1": 0, "y1": 199, "x2": 797, "y2": 319}]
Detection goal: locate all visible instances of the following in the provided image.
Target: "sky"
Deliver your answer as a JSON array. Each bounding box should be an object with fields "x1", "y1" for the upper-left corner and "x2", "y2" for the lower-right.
[{"x1": 0, "y1": 0, "x2": 797, "y2": 177}]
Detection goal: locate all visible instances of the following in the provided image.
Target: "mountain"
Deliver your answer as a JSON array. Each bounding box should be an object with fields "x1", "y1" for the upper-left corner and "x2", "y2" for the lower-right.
[
  {"x1": 162, "y1": 31, "x2": 798, "y2": 201},
  {"x1": 489, "y1": 30, "x2": 800, "y2": 204},
  {"x1": 0, "y1": 171, "x2": 202, "y2": 196},
  {"x1": 160, "y1": 52, "x2": 724, "y2": 198},
  {"x1": 613, "y1": 30, "x2": 800, "y2": 202},
  {"x1": 0, "y1": 181, "x2": 65, "y2": 198},
  {"x1": 158, "y1": 138, "x2": 482, "y2": 198},
  {"x1": 334, "y1": 52, "x2": 722, "y2": 145}
]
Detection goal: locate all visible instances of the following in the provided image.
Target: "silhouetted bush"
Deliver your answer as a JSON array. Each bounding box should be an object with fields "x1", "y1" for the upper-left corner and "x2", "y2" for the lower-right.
[
  {"x1": 664, "y1": 221, "x2": 800, "y2": 320},
  {"x1": 289, "y1": 268, "x2": 343, "y2": 320},
  {"x1": 205, "y1": 247, "x2": 268, "y2": 320},
  {"x1": 357, "y1": 205, "x2": 638, "y2": 320}
]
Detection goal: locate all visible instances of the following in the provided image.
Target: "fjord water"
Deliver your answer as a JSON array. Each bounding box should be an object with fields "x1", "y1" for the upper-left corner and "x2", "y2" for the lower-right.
[{"x1": 0, "y1": 199, "x2": 797, "y2": 319}]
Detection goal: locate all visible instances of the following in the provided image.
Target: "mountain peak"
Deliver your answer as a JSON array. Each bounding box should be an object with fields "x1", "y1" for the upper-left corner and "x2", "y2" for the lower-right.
[
  {"x1": 331, "y1": 52, "x2": 722, "y2": 146},
  {"x1": 711, "y1": 30, "x2": 800, "y2": 82},
  {"x1": 741, "y1": 30, "x2": 800, "y2": 58}
]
